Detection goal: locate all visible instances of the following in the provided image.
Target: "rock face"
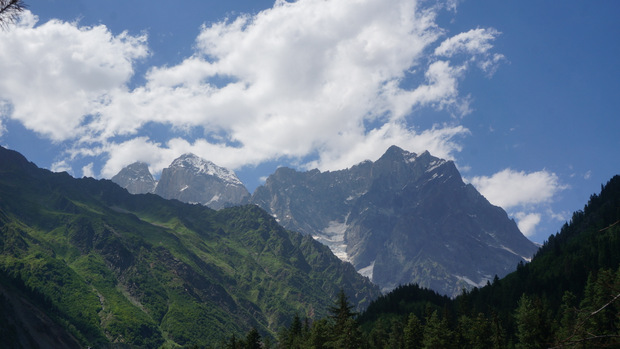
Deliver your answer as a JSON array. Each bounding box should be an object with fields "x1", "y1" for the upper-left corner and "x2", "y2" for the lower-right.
[
  {"x1": 153, "y1": 154, "x2": 250, "y2": 210},
  {"x1": 251, "y1": 145, "x2": 538, "y2": 296},
  {"x1": 112, "y1": 154, "x2": 250, "y2": 210},
  {"x1": 111, "y1": 162, "x2": 157, "y2": 194}
]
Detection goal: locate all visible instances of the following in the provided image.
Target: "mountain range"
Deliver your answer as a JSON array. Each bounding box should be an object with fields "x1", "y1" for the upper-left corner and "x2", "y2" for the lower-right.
[
  {"x1": 0, "y1": 146, "x2": 379, "y2": 347},
  {"x1": 114, "y1": 146, "x2": 537, "y2": 296}
]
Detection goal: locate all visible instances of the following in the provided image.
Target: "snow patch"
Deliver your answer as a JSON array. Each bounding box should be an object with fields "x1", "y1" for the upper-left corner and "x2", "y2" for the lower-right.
[
  {"x1": 455, "y1": 275, "x2": 488, "y2": 288},
  {"x1": 312, "y1": 220, "x2": 349, "y2": 262},
  {"x1": 425, "y1": 159, "x2": 446, "y2": 173},
  {"x1": 359, "y1": 261, "x2": 375, "y2": 280},
  {"x1": 206, "y1": 194, "x2": 221, "y2": 205},
  {"x1": 346, "y1": 190, "x2": 367, "y2": 201},
  {"x1": 500, "y1": 245, "x2": 532, "y2": 262},
  {"x1": 172, "y1": 153, "x2": 243, "y2": 185},
  {"x1": 405, "y1": 152, "x2": 420, "y2": 163}
]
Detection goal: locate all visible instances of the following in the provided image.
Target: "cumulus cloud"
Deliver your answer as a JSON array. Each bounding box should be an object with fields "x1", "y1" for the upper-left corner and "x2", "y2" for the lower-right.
[
  {"x1": 0, "y1": 0, "x2": 503, "y2": 178},
  {"x1": 469, "y1": 169, "x2": 567, "y2": 236},
  {"x1": 434, "y1": 27, "x2": 505, "y2": 75},
  {"x1": 82, "y1": 163, "x2": 95, "y2": 178},
  {"x1": 514, "y1": 212, "x2": 541, "y2": 237},
  {"x1": 51, "y1": 159, "x2": 72, "y2": 173},
  {"x1": 0, "y1": 11, "x2": 148, "y2": 141},
  {"x1": 469, "y1": 169, "x2": 564, "y2": 209}
]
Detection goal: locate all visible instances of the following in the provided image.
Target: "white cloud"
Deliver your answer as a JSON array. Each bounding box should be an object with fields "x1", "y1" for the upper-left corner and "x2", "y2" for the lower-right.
[
  {"x1": 469, "y1": 168, "x2": 567, "y2": 238},
  {"x1": 514, "y1": 212, "x2": 541, "y2": 237},
  {"x1": 0, "y1": 11, "x2": 148, "y2": 141},
  {"x1": 51, "y1": 160, "x2": 72, "y2": 173},
  {"x1": 434, "y1": 27, "x2": 505, "y2": 75},
  {"x1": 435, "y1": 28, "x2": 499, "y2": 57},
  {"x1": 469, "y1": 169, "x2": 565, "y2": 209},
  {"x1": 547, "y1": 209, "x2": 568, "y2": 222},
  {"x1": 0, "y1": 1, "x2": 503, "y2": 178},
  {"x1": 82, "y1": 163, "x2": 95, "y2": 178}
]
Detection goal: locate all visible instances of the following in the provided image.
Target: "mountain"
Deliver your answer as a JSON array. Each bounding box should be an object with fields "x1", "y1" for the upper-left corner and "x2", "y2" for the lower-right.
[
  {"x1": 0, "y1": 146, "x2": 380, "y2": 348},
  {"x1": 251, "y1": 145, "x2": 538, "y2": 296},
  {"x1": 111, "y1": 161, "x2": 157, "y2": 194},
  {"x1": 154, "y1": 153, "x2": 250, "y2": 209},
  {"x1": 355, "y1": 175, "x2": 620, "y2": 348},
  {"x1": 113, "y1": 153, "x2": 251, "y2": 210}
]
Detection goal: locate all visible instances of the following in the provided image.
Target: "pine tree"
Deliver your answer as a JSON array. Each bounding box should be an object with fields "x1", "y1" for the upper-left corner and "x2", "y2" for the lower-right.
[
  {"x1": 490, "y1": 311, "x2": 506, "y2": 349},
  {"x1": 387, "y1": 318, "x2": 404, "y2": 349},
  {"x1": 567, "y1": 268, "x2": 620, "y2": 348},
  {"x1": 226, "y1": 333, "x2": 241, "y2": 349},
  {"x1": 554, "y1": 290, "x2": 579, "y2": 346},
  {"x1": 328, "y1": 289, "x2": 361, "y2": 349},
  {"x1": 245, "y1": 328, "x2": 261, "y2": 349},
  {"x1": 403, "y1": 313, "x2": 423, "y2": 349},
  {"x1": 291, "y1": 314, "x2": 303, "y2": 337},
  {"x1": 422, "y1": 310, "x2": 453, "y2": 349},
  {"x1": 309, "y1": 318, "x2": 331, "y2": 349},
  {"x1": 279, "y1": 314, "x2": 305, "y2": 348},
  {"x1": 367, "y1": 318, "x2": 389, "y2": 348},
  {"x1": 514, "y1": 294, "x2": 548, "y2": 349},
  {"x1": 332, "y1": 318, "x2": 362, "y2": 349},
  {"x1": 458, "y1": 313, "x2": 492, "y2": 349}
]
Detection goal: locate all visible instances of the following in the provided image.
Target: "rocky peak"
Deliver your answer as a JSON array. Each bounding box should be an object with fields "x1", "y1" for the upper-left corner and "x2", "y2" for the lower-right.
[
  {"x1": 251, "y1": 145, "x2": 538, "y2": 296},
  {"x1": 154, "y1": 154, "x2": 249, "y2": 210},
  {"x1": 170, "y1": 153, "x2": 243, "y2": 186},
  {"x1": 111, "y1": 162, "x2": 157, "y2": 195}
]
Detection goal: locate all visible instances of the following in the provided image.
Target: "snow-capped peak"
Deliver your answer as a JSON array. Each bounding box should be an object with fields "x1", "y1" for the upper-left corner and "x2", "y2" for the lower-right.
[{"x1": 171, "y1": 153, "x2": 243, "y2": 185}]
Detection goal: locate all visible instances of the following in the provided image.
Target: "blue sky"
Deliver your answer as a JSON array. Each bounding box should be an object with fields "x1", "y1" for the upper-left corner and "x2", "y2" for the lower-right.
[{"x1": 0, "y1": 0, "x2": 618, "y2": 244}]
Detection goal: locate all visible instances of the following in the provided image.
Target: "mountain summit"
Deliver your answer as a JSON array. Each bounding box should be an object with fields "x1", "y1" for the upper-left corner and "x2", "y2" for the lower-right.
[
  {"x1": 110, "y1": 162, "x2": 156, "y2": 194},
  {"x1": 113, "y1": 154, "x2": 250, "y2": 210},
  {"x1": 251, "y1": 145, "x2": 538, "y2": 296},
  {"x1": 154, "y1": 153, "x2": 249, "y2": 209}
]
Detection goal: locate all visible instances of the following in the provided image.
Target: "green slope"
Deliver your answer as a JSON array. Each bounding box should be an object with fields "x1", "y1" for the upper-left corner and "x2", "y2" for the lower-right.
[{"x1": 0, "y1": 146, "x2": 380, "y2": 348}]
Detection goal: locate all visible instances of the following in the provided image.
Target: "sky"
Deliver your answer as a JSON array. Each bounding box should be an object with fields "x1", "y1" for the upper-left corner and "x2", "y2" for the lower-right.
[{"x1": 0, "y1": 0, "x2": 618, "y2": 244}]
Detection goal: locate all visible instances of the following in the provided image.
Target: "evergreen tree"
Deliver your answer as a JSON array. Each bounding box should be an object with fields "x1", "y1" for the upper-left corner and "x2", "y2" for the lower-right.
[
  {"x1": 329, "y1": 290, "x2": 357, "y2": 329},
  {"x1": 328, "y1": 289, "x2": 361, "y2": 349},
  {"x1": 367, "y1": 318, "x2": 389, "y2": 348},
  {"x1": 291, "y1": 314, "x2": 303, "y2": 337},
  {"x1": 332, "y1": 318, "x2": 362, "y2": 349},
  {"x1": 490, "y1": 311, "x2": 506, "y2": 349},
  {"x1": 457, "y1": 313, "x2": 492, "y2": 349},
  {"x1": 387, "y1": 318, "x2": 404, "y2": 349},
  {"x1": 422, "y1": 310, "x2": 453, "y2": 349},
  {"x1": 308, "y1": 318, "x2": 331, "y2": 349},
  {"x1": 278, "y1": 314, "x2": 305, "y2": 348},
  {"x1": 226, "y1": 333, "x2": 240, "y2": 349},
  {"x1": 514, "y1": 294, "x2": 549, "y2": 349},
  {"x1": 245, "y1": 328, "x2": 261, "y2": 349},
  {"x1": 403, "y1": 313, "x2": 423, "y2": 349},
  {"x1": 554, "y1": 290, "x2": 579, "y2": 346},
  {"x1": 566, "y1": 268, "x2": 620, "y2": 348}
]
